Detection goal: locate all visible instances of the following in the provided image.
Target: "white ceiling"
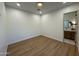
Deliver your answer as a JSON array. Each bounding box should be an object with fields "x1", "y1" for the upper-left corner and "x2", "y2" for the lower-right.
[{"x1": 5, "y1": 2, "x2": 77, "y2": 14}]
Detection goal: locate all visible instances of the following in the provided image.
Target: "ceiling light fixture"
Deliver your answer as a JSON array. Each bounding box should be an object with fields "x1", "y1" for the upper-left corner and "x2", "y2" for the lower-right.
[
  {"x1": 16, "y1": 3, "x2": 20, "y2": 6},
  {"x1": 39, "y1": 11, "x2": 42, "y2": 14},
  {"x1": 37, "y1": 9, "x2": 42, "y2": 14},
  {"x1": 37, "y1": 2, "x2": 43, "y2": 7}
]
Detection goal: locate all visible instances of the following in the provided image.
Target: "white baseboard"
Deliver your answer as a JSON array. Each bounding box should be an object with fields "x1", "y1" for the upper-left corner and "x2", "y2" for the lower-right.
[
  {"x1": 8, "y1": 34, "x2": 63, "y2": 45},
  {"x1": 42, "y1": 34, "x2": 63, "y2": 42},
  {"x1": 8, "y1": 34, "x2": 41, "y2": 45}
]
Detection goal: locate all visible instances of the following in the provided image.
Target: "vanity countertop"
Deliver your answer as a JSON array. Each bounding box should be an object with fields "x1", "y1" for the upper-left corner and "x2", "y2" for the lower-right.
[{"x1": 64, "y1": 30, "x2": 76, "y2": 32}]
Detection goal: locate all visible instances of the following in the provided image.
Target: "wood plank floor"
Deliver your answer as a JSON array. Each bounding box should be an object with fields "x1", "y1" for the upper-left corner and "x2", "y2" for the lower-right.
[{"x1": 7, "y1": 35, "x2": 78, "y2": 56}]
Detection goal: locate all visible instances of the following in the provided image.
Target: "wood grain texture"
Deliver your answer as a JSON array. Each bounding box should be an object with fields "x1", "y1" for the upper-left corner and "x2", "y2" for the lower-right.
[
  {"x1": 64, "y1": 31, "x2": 76, "y2": 40},
  {"x1": 7, "y1": 35, "x2": 78, "y2": 56}
]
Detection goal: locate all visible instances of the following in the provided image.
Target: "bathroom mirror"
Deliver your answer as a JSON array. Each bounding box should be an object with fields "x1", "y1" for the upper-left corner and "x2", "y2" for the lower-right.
[{"x1": 63, "y1": 11, "x2": 78, "y2": 45}]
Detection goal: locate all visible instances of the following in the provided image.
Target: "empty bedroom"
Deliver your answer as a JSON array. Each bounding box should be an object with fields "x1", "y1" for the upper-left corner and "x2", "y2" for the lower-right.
[{"x1": 0, "y1": 2, "x2": 79, "y2": 56}]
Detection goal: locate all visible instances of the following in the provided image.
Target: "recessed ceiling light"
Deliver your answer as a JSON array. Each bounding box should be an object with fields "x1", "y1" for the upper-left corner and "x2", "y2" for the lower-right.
[
  {"x1": 16, "y1": 3, "x2": 20, "y2": 6},
  {"x1": 39, "y1": 11, "x2": 42, "y2": 14},
  {"x1": 37, "y1": 2, "x2": 43, "y2": 7},
  {"x1": 37, "y1": 9, "x2": 42, "y2": 14}
]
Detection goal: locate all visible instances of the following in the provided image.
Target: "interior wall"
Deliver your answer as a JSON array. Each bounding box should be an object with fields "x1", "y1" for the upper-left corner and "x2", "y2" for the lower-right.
[
  {"x1": 41, "y1": 10, "x2": 63, "y2": 41},
  {"x1": 41, "y1": 3, "x2": 79, "y2": 48},
  {"x1": 6, "y1": 6, "x2": 41, "y2": 45},
  {"x1": 5, "y1": 3, "x2": 79, "y2": 51},
  {"x1": 0, "y1": 3, "x2": 7, "y2": 56}
]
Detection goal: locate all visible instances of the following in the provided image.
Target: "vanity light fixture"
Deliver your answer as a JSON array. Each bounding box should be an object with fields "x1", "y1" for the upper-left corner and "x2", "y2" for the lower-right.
[{"x1": 72, "y1": 21, "x2": 76, "y2": 25}]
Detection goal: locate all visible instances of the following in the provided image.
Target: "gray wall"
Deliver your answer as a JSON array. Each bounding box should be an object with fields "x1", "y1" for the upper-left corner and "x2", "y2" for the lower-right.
[
  {"x1": 6, "y1": 6, "x2": 41, "y2": 44},
  {"x1": 0, "y1": 3, "x2": 7, "y2": 56},
  {"x1": 41, "y1": 4, "x2": 79, "y2": 51}
]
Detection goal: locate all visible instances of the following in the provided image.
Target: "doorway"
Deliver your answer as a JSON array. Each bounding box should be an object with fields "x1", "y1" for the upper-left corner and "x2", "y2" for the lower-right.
[{"x1": 63, "y1": 11, "x2": 78, "y2": 45}]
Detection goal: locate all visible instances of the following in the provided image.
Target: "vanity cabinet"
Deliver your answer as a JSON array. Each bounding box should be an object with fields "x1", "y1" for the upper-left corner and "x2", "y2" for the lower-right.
[{"x1": 64, "y1": 31, "x2": 76, "y2": 40}]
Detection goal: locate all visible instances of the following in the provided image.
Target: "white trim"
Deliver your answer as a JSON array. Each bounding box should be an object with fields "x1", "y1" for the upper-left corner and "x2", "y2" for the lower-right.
[
  {"x1": 42, "y1": 34, "x2": 63, "y2": 42},
  {"x1": 8, "y1": 34, "x2": 41, "y2": 45}
]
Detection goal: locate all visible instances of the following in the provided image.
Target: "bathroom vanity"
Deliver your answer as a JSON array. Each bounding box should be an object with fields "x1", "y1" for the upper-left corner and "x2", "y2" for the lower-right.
[{"x1": 64, "y1": 31, "x2": 76, "y2": 40}]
